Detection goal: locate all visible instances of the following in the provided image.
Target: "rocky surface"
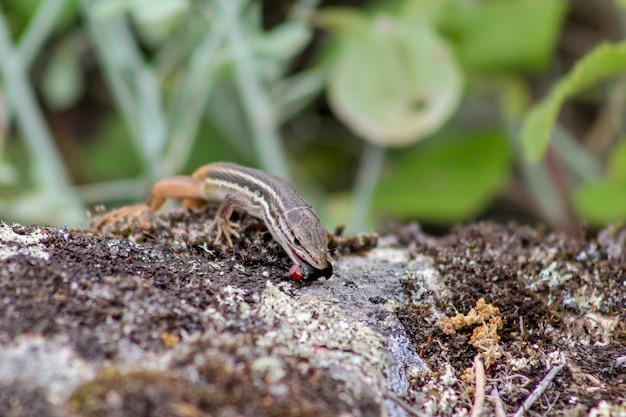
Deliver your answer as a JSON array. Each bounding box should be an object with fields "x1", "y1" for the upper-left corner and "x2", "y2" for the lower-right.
[{"x1": 0, "y1": 210, "x2": 625, "y2": 416}]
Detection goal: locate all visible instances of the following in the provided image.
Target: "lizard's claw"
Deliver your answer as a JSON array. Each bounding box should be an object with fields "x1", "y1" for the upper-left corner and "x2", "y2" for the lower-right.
[{"x1": 209, "y1": 217, "x2": 240, "y2": 247}]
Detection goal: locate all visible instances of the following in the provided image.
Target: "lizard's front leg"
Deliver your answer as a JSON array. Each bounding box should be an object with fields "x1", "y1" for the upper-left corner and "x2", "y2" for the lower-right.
[{"x1": 209, "y1": 193, "x2": 253, "y2": 247}]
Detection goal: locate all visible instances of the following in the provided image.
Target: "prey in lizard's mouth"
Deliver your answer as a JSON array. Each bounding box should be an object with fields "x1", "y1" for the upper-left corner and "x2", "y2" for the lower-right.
[{"x1": 286, "y1": 260, "x2": 333, "y2": 282}]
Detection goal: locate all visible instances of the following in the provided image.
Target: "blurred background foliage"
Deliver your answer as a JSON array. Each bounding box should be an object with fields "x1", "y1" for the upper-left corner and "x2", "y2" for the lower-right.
[{"x1": 0, "y1": 0, "x2": 625, "y2": 234}]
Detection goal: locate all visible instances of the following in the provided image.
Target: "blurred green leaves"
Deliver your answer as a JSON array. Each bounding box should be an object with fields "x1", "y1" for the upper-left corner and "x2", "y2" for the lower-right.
[
  {"x1": 89, "y1": 0, "x2": 191, "y2": 49},
  {"x1": 314, "y1": 0, "x2": 567, "y2": 229},
  {"x1": 443, "y1": 0, "x2": 566, "y2": 72},
  {"x1": 4, "y1": 0, "x2": 78, "y2": 35},
  {"x1": 375, "y1": 131, "x2": 511, "y2": 222},
  {"x1": 3, "y1": 0, "x2": 626, "y2": 231},
  {"x1": 0, "y1": 0, "x2": 85, "y2": 225},
  {"x1": 321, "y1": 7, "x2": 462, "y2": 146},
  {"x1": 317, "y1": 1, "x2": 464, "y2": 230},
  {"x1": 521, "y1": 42, "x2": 626, "y2": 162},
  {"x1": 574, "y1": 141, "x2": 626, "y2": 225}
]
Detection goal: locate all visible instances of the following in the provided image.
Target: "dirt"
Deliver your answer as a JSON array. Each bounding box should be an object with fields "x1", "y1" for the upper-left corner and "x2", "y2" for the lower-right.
[
  {"x1": 394, "y1": 222, "x2": 626, "y2": 415},
  {"x1": 0, "y1": 210, "x2": 624, "y2": 416}
]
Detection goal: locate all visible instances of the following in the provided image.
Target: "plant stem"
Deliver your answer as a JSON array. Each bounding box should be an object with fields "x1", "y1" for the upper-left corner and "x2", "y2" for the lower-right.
[
  {"x1": 506, "y1": 121, "x2": 569, "y2": 230},
  {"x1": 275, "y1": 68, "x2": 326, "y2": 124},
  {"x1": 0, "y1": 5, "x2": 83, "y2": 223},
  {"x1": 552, "y1": 124, "x2": 602, "y2": 182},
  {"x1": 163, "y1": 10, "x2": 231, "y2": 175},
  {"x1": 81, "y1": 0, "x2": 166, "y2": 179},
  {"x1": 81, "y1": 1, "x2": 141, "y2": 154},
  {"x1": 18, "y1": 0, "x2": 70, "y2": 67},
  {"x1": 350, "y1": 142, "x2": 385, "y2": 232},
  {"x1": 218, "y1": 0, "x2": 289, "y2": 179}
]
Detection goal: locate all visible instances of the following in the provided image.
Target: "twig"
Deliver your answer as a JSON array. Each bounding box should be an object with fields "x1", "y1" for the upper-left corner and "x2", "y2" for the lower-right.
[
  {"x1": 512, "y1": 361, "x2": 566, "y2": 417},
  {"x1": 470, "y1": 355, "x2": 485, "y2": 417},
  {"x1": 169, "y1": 401, "x2": 212, "y2": 417},
  {"x1": 385, "y1": 392, "x2": 425, "y2": 417},
  {"x1": 489, "y1": 387, "x2": 506, "y2": 417},
  {"x1": 542, "y1": 391, "x2": 560, "y2": 415}
]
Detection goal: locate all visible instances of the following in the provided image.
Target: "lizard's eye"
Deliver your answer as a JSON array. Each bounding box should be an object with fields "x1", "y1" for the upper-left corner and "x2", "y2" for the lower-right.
[{"x1": 293, "y1": 237, "x2": 302, "y2": 247}]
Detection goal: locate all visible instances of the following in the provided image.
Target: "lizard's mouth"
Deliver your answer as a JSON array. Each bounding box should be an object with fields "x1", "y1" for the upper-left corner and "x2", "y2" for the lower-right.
[
  {"x1": 299, "y1": 260, "x2": 333, "y2": 281},
  {"x1": 289, "y1": 249, "x2": 303, "y2": 266},
  {"x1": 290, "y1": 249, "x2": 327, "y2": 270},
  {"x1": 287, "y1": 248, "x2": 332, "y2": 279}
]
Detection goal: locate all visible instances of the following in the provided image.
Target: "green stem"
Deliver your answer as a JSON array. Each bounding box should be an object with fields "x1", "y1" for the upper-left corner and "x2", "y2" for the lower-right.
[
  {"x1": 218, "y1": 0, "x2": 289, "y2": 179},
  {"x1": 163, "y1": 10, "x2": 231, "y2": 175},
  {"x1": 552, "y1": 124, "x2": 602, "y2": 183},
  {"x1": 504, "y1": 119, "x2": 568, "y2": 230},
  {"x1": 0, "y1": 5, "x2": 83, "y2": 218},
  {"x1": 81, "y1": 0, "x2": 166, "y2": 178},
  {"x1": 18, "y1": 0, "x2": 70, "y2": 67},
  {"x1": 81, "y1": 1, "x2": 140, "y2": 152},
  {"x1": 350, "y1": 142, "x2": 385, "y2": 232},
  {"x1": 275, "y1": 68, "x2": 326, "y2": 124}
]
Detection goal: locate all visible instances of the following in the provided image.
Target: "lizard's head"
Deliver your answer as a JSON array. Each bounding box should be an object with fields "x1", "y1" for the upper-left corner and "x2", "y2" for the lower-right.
[{"x1": 274, "y1": 207, "x2": 331, "y2": 274}]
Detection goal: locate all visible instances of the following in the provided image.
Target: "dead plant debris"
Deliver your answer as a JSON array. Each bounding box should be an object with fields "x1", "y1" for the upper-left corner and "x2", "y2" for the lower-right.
[{"x1": 395, "y1": 221, "x2": 626, "y2": 416}]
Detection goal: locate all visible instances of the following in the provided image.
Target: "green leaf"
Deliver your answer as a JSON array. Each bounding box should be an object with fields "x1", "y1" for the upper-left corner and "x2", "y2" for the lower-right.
[
  {"x1": 608, "y1": 140, "x2": 626, "y2": 182},
  {"x1": 130, "y1": 0, "x2": 188, "y2": 47},
  {"x1": 374, "y1": 131, "x2": 511, "y2": 222},
  {"x1": 574, "y1": 181, "x2": 626, "y2": 225},
  {"x1": 5, "y1": 0, "x2": 78, "y2": 35},
  {"x1": 443, "y1": 0, "x2": 565, "y2": 72},
  {"x1": 400, "y1": 0, "x2": 452, "y2": 27},
  {"x1": 573, "y1": 141, "x2": 626, "y2": 225},
  {"x1": 251, "y1": 21, "x2": 312, "y2": 82},
  {"x1": 315, "y1": 7, "x2": 367, "y2": 35},
  {"x1": 257, "y1": 22, "x2": 310, "y2": 62},
  {"x1": 91, "y1": 0, "x2": 187, "y2": 46},
  {"x1": 521, "y1": 42, "x2": 626, "y2": 163},
  {"x1": 325, "y1": 12, "x2": 462, "y2": 147}
]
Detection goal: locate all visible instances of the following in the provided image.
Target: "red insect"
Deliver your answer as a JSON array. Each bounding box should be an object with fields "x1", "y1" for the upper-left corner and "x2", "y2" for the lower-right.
[
  {"x1": 289, "y1": 264, "x2": 303, "y2": 281},
  {"x1": 286, "y1": 261, "x2": 333, "y2": 282}
]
